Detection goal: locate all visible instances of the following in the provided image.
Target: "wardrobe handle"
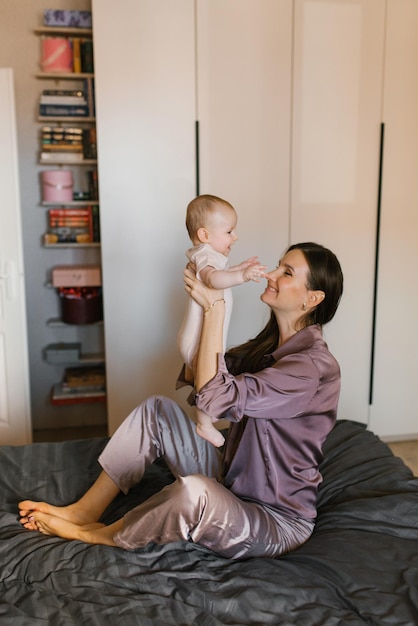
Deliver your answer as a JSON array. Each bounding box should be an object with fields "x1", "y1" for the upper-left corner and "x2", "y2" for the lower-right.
[
  {"x1": 369, "y1": 122, "x2": 385, "y2": 405},
  {"x1": 195, "y1": 120, "x2": 200, "y2": 196}
]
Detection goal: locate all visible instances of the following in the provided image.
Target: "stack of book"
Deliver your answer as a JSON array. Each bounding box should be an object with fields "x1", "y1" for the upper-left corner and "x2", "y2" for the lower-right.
[
  {"x1": 44, "y1": 206, "x2": 100, "y2": 245},
  {"x1": 39, "y1": 88, "x2": 89, "y2": 117},
  {"x1": 51, "y1": 365, "x2": 106, "y2": 405},
  {"x1": 40, "y1": 125, "x2": 83, "y2": 162},
  {"x1": 40, "y1": 124, "x2": 97, "y2": 163}
]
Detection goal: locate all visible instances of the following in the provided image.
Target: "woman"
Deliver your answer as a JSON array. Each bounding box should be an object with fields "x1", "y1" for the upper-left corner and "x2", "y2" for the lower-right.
[{"x1": 19, "y1": 242, "x2": 343, "y2": 559}]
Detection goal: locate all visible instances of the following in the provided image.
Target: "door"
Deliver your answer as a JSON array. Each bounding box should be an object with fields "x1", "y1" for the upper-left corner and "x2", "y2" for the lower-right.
[
  {"x1": 369, "y1": 0, "x2": 418, "y2": 439},
  {"x1": 290, "y1": 0, "x2": 386, "y2": 424},
  {"x1": 196, "y1": 0, "x2": 293, "y2": 347},
  {"x1": 0, "y1": 68, "x2": 32, "y2": 445},
  {"x1": 92, "y1": 0, "x2": 196, "y2": 433}
]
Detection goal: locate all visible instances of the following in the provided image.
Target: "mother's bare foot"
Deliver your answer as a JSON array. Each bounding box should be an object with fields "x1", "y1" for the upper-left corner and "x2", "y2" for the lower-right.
[
  {"x1": 19, "y1": 500, "x2": 96, "y2": 531},
  {"x1": 28, "y1": 512, "x2": 94, "y2": 541},
  {"x1": 28, "y1": 512, "x2": 119, "y2": 546}
]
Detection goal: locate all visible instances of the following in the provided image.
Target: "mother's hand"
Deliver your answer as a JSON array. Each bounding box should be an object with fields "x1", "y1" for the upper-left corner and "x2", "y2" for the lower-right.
[{"x1": 183, "y1": 266, "x2": 224, "y2": 312}]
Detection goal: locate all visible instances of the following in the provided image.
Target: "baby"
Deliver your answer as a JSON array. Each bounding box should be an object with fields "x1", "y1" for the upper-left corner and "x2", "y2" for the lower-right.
[{"x1": 177, "y1": 194, "x2": 266, "y2": 446}]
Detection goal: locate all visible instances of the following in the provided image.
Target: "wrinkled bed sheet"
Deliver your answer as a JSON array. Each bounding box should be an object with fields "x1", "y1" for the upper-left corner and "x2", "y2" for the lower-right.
[{"x1": 0, "y1": 420, "x2": 417, "y2": 625}]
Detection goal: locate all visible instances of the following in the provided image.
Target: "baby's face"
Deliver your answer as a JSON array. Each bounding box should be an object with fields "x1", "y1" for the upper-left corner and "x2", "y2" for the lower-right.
[{"x1": 205, "y1": 206, "x2": 238, "y2": 256}]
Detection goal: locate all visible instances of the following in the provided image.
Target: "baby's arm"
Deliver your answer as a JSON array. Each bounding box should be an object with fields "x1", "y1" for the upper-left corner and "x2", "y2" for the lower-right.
[{"x1": 200, "y1": 257, "x2": 267, "y2": 289}]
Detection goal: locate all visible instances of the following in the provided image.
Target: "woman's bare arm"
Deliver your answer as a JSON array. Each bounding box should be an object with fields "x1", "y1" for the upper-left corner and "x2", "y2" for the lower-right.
[{"x1": 183, "y1": 267, "x2": 225, "y2": 391}]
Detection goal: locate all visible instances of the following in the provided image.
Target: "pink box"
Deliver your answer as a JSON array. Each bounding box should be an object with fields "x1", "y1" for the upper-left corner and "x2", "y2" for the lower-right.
[
  {"x1": 41, "y1": 170, "x2": 73, "y2": 203},
  {"x1": 52, "y1": 265, "x2": 102, "y2": 287},
  {"x1": 41, "y1": 37, "x2": 73, "y2": 72}
]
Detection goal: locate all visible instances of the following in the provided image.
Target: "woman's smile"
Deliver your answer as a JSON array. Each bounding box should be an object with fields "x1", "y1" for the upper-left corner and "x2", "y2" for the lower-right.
[{"x1": 265, "y1": 284, "x2": 278, "y2": 294}]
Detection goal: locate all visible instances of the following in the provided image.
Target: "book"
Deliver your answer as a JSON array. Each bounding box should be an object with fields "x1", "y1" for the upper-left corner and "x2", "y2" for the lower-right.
[
  {"x1": 64, "y1": 365, "x2": 106, "y2": 388},
  {"x1": 49, "y1": 208, "x2": 92, "y2": 217},
  {"x1": 42, "y1": 89, "x2": 85, "y2": 97},
  {"x1": 39, "y1": 104, "x2": 89, "y2": 117},
  {"x1": 81, "y1": 39, "x2": 94, "y2": 73},
  {"x1": 87, "y1": 170, "x2": 99, "y2": 200},
  {"x1": 91, "y1": 205, "x2": 101, "y2": 242},
  {"x1": 40, "y1": 151, "x2": 84, "y2": 163},
  {"x1": 49, "y1": 208, "x2": 92, "y2": 225},
  {"x1": 72, "y1": 37, "x2": 82, "y2": 73},
  {"x1": 41, "y1": 144, "x2": 84, "y2": 152},
  {"x1": 40, "y1": 95, "x2": 87, "y2": 105},
  {"x1": 51, "y1": 383, "x2": 106, "y2": 405},
  {"x1": 84, "y1": 78, "x2": 95, "y2": 117},
  {"x1": 82, "y1": 127, "x2": 97, "y2": 159}
]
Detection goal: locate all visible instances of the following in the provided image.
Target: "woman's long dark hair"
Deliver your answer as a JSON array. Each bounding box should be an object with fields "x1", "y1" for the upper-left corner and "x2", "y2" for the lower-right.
[{"x1": 225, "y1": 242, "x2": 343, "y2": 375}]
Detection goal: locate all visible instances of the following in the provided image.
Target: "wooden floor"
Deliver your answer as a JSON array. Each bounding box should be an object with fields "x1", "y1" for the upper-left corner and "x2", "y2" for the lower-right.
[
  {"x1": 33, "y1": 427, "x2": 418, "y2": 477},
  {"x1": 387, "y1": 440, "x2": 418, "y2": 476}
]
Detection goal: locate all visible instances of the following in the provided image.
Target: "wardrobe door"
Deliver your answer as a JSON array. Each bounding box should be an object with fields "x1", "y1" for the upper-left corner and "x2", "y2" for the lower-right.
[
  {"x1": 369, "y1": 0, "x2": 418, "y2": 439},
  {"x1": 93, "y1": 0, "x2": 196, "y2": 433},
  {"x1": 290, "y1": 0, "x2": 386, "y2": 424},
  {"x1": 196, "y1": 0, "x2": 292, "y2": 347}
]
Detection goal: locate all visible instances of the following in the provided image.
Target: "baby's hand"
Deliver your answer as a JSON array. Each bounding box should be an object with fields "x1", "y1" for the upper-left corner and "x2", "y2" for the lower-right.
[
  {"x1": 233, "y1": 256, "x2": 259, "y2": 271},
  {"x1": 230, "y1": 257, "x2": 267, "y2": 282},
  {"x1": 242, "y1": 262, "x2": 268, "y2": 283}
]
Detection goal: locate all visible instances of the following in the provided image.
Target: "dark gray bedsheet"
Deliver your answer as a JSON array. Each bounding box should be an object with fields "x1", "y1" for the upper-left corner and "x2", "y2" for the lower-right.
[{"x1": 0, "y1": 420, "x2": 417, "y2": 625}]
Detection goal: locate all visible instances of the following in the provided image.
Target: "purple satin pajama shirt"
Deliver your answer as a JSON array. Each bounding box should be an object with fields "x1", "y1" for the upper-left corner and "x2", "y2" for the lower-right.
[{"x1": 98, "y1": 324, "x2": 340, "y2": 559}]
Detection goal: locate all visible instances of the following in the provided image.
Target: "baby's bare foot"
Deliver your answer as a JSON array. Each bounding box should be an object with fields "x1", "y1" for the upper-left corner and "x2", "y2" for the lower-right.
[{"x1": 196, "y1": 423, "x2": 225, "y2": 447}]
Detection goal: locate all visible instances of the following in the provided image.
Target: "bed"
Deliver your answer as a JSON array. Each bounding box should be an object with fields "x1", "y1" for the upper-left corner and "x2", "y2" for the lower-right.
[{"x1": 1, "y1": 419, "x2": 417, "y2": 625}]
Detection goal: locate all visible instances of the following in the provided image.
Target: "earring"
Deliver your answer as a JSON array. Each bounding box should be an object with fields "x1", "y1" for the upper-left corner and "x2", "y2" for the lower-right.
[{"x1": 302, "y1": 302, "x2": 307, "y2": 311}]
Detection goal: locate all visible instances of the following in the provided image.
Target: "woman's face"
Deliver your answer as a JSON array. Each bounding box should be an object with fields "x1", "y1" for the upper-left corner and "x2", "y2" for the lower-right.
[{"x1": 261, "y1": 248, "x2": 312, "y2": 315}]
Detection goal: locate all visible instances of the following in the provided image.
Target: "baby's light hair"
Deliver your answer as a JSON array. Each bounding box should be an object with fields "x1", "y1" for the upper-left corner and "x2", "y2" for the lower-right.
[{"x1": 186, "y1": 194, "x2": 235, "y2": 241}]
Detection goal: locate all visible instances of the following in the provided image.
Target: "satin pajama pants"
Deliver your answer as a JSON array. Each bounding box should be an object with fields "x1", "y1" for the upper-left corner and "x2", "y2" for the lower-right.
[{"x1": 98, "y1": 395, "x2": 314, "y2": 559}]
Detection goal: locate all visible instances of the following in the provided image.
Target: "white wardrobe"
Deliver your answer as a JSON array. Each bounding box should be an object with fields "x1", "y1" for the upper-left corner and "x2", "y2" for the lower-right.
[
  {"x1": 368, "y1": 1, "x2": 418, "y2": 438},
  {"x1": 92, "y1": 0, "x2": 418, "y2": 440}
]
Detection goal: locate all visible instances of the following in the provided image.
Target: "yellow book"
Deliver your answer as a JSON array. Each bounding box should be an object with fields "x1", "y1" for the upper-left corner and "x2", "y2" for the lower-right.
[{"x1": 72, "y1": 38, "x2": 82, "y2": 73}]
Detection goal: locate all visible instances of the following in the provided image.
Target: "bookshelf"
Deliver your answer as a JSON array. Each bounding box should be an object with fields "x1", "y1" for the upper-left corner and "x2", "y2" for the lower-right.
[{"x1": 35, "y1": 22, "x2": 106, "y2": 409}]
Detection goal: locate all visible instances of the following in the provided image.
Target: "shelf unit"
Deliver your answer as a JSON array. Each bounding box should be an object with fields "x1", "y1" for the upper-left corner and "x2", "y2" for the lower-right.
[{"x1": 35, "y1": 24, "x2": 106, "y2": 408}]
